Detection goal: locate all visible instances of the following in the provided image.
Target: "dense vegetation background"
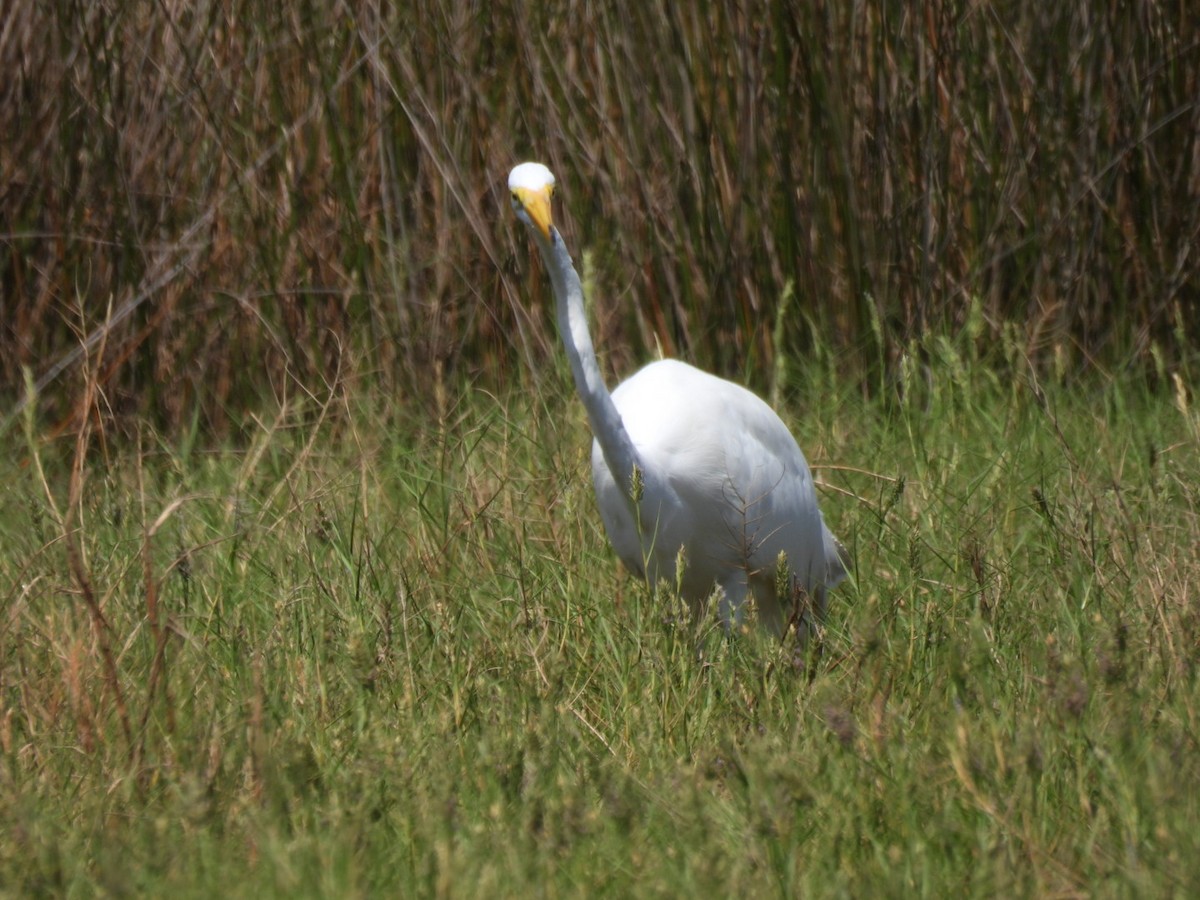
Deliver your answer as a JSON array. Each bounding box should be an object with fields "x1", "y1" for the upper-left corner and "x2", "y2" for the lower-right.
[{"x1": 3, "y1": 0, "x2": 1197, "y2": 432}]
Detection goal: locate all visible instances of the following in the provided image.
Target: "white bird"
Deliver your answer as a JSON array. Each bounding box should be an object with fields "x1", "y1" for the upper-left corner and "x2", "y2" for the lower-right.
[{"x1": 508, "y1": 161, "x2": 847, "y2": 636}]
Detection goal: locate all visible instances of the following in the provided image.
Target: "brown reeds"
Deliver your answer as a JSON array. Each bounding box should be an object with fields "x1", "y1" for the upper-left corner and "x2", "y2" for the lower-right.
[{"x1": 2, "y1": 0, "x2": 1197, "y2": 433}]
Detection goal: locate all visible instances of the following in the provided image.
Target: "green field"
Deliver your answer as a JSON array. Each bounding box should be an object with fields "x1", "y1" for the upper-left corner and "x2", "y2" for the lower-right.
[{"x1": 4, "y1": 334, "x2": 1198, "y2": 895}]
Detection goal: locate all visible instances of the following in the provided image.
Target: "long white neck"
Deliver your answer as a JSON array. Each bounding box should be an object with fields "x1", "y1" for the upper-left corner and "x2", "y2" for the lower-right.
[{"x1": 535, "y1": 227, "x2": 642, "y2": 499}]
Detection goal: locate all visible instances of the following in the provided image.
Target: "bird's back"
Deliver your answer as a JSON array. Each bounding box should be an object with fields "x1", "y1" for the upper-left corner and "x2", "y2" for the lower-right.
[{"x1": 590, "y1": 359, "x2": 845, "y2": 631}]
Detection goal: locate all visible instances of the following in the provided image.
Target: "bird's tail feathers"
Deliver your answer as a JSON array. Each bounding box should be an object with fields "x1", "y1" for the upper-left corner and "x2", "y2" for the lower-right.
[{"x1": 823, "y1": 528, "x2": 850, "y2": 589}]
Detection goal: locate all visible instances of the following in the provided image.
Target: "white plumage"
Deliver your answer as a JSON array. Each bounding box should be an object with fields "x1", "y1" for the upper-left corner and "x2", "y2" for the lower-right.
[{"x1": 509, "y1": 161, "x2": 847, "y2": 636}]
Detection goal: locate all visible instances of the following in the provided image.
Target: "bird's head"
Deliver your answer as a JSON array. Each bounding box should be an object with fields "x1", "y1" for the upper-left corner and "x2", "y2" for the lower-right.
[{"x1": 509, "y1": 162, "x2": 556, "y2": 241}]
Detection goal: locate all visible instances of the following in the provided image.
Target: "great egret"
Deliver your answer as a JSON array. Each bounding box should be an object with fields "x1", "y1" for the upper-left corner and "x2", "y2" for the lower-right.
[{"x1": 509, "y1": 161, "x2": 847, "y2": 636}]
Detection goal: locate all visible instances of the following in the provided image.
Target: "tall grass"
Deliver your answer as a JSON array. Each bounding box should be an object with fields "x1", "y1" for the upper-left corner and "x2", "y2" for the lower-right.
[
  {"x1": 1, "y1": 319, "x2": 1198, "y2": 894},
  {"x1": 2, "y1": 0, "x2": 1197, "y2": 432}
]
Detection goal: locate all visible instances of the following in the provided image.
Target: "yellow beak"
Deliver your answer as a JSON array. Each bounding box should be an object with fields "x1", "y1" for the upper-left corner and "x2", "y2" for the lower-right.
[{"x1": 513, "y1": 185, "x2": 554, "y2": 241}]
